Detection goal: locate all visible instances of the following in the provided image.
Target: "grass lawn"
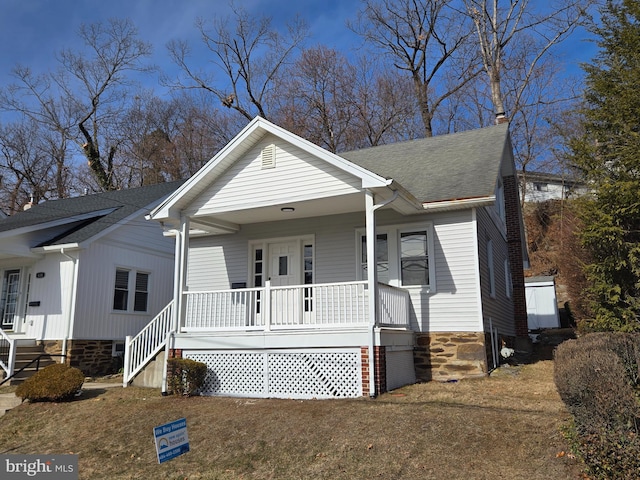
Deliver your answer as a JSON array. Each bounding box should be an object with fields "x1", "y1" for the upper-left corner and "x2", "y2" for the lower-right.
[{"x1": 0, "y1": 360, "x2": 584, "y2": 479}]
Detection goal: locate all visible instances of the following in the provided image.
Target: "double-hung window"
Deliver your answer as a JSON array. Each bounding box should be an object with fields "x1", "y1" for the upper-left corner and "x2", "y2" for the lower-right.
[
  {"x1": 113, "y1": 268, "x2": 149, "y2": 312},
  {"x1": 358, "y1": 223, "x2": 434, "y2": 290},
  {"x1": 400, "y1": 230, "x2": 429, "y2": 286},
  {"x1": 360, "y1": 234, "x2": 389, "y2": 284}
]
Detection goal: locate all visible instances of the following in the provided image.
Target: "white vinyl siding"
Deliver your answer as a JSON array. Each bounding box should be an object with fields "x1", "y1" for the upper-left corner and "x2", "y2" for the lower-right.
[
  {"x1": 71, "y1": 231, "x2": 174, "y2": 340},
  {"x1": 187, "y1": 134, "x2": 362, "y2": 217},
  {"x1": 188, "y1": 208, "x2": 484, "y2": 334}
]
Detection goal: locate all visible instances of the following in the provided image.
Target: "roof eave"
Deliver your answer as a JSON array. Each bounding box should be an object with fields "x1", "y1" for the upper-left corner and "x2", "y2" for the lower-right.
[{"x1": 421, "y1": 196, "x2": 495, "y2": 212}]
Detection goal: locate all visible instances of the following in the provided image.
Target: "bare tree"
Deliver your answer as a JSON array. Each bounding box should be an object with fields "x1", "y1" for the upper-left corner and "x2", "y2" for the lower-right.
[
  {"x1": 117, "y1": 93, "x2": 236, "y2": 187},
  {"x1": 167, "y1": 4, "x2": 308, "y2": 122},
  {"x1": 350, "y1": 0, "x2": 478, "y2": 137},
  {"x1": 1, "y1": 18, "x2": 152, "y2": 192},
  {"x1": 462, "y1": 0, "x2": 593, "y2": 121},
  {"x1": 0, "y1": 119, "x2": 71, "y2": 213}
]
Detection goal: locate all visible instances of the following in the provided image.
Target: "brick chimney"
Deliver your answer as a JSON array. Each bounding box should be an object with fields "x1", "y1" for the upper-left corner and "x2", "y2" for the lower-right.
[{"x1": 495, "y1": 112, "x2": 508, "y2": 125}]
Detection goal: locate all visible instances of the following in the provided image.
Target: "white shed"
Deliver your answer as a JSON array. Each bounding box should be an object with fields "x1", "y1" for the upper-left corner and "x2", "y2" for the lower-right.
[{"x1": 525, "y1": 276, "x2": 560, "y2": 330}]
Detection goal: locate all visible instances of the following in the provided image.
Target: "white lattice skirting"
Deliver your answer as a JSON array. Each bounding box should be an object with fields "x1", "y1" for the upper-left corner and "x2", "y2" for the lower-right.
[{"x1": 184, "y1": 349, "x2": 362, "y2": 399}]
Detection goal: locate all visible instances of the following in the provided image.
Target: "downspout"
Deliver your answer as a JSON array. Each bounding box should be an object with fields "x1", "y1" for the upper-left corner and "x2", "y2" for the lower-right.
[
  {"x1": 365, "y1": 189, "x2": 399, "y2": 398},
  {"x1": 60, "y1": 248, "x2": 79, "y2": 363}
]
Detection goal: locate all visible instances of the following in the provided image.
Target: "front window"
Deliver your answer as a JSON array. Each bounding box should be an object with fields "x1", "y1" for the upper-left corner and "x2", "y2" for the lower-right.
[
  {"x1": 361, "y1": 234, "x2": 389, "y2": 284},
  {"x1": 400, "y1": 230, "x2": 429, "y2": 286},
  {"x1": 358, "y1": 223, "x2": 434, "y2": 290}
]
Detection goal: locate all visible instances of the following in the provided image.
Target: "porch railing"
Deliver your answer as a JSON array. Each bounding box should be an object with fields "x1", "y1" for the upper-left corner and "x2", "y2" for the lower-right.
[
  {"x1": 378, "y1": 283, "x2": 411, "y2": 327},
  {"x1": 183, "y1": 281, "x2": 410, "y2": 331},
  {"x1": 0, "y1": 328, "x2": 16, "y2": 379},
  {"x1": 123, "y1": 300, "x2": 174, "y2": 386}
]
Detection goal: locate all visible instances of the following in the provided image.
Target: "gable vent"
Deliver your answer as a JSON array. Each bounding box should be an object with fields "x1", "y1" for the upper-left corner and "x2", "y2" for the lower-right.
[{"x1": 261, "y1": 144, "x2": 276, "y2": 169}]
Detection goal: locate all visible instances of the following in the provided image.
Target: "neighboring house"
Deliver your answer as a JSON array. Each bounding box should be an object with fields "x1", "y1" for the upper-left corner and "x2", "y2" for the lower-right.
[
  {"x1": 0, "y1": 181, "x2": 183, "y2": 380},
  {"x1": 518, "y1": 170, "x2": 589, "y2": 203},
  {"x1": 126, "y1": 117, "x2": 528, "y2": 399}
]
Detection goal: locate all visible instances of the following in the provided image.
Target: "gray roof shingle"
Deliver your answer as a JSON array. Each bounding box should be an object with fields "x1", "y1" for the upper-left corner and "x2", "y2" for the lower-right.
[
  {"x1": 341, "y1": 123, "x2": 510, "y2": 203},
  {"x1": 0, "y1": 180, "x2": 184, "y2": 246}
]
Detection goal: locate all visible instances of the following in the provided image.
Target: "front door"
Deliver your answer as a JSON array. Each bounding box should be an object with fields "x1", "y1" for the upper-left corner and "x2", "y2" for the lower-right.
[
  {"x1": 268, "y1": 241, "x2": 301, "y2": 324},
  {"x1": 1, "y1": 269, "x2": 21, "y2": 330},
  {"x1": 268, "y1": 241, "x2": 300, "y2": 286}
]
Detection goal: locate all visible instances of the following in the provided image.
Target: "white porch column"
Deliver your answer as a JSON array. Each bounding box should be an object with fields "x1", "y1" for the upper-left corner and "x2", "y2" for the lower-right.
[
  {"x1": 171, "y1": 215, "x2": 190, "y2": 333},
  {"x1": 365, "y1": 190, "x2": 377, "y2": 397}
]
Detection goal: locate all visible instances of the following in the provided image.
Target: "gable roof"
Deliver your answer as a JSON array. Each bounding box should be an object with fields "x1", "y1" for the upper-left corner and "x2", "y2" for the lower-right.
[
  {"x1": 0, "y1": 180, "x2": 184, "y2": 247},
  {"x1": 341, "y1": 123, "x2": 510, "y2": 204},
  {"x1": 151, "y1": 117, "x2": 394, "y2": 222}
]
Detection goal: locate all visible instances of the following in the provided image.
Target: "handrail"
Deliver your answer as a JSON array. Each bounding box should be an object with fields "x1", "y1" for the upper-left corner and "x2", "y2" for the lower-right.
[
  {"x1": 123, "y1": 300, "x2": 174, "y2": 386},
  {"x1": 0, "y1": 354, "x2": 66, "y2": 387},
  {"x1": 0, "y1": 329, "x2": 15, "y2": 380}
]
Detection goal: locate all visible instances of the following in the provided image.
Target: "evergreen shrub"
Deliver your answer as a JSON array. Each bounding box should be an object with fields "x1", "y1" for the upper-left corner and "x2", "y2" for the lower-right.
[
  {"x1": 15, "y1": 363, "x2": 85, "y2": 402},
  {"x1": 167, "y1": 358, "x2": 207, "y2": 396},
  {"x1": 554, "y1": 333, "x2": 640, "y2": 479}
]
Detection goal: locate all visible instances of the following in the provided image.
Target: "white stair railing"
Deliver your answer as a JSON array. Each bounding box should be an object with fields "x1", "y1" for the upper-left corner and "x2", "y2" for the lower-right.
[
  {"x1": 123, "y1": 300, "x2": 174, "y2": 386},
  {"x1": 0, "y1": 328, "x2": 15, "y2": 379}
]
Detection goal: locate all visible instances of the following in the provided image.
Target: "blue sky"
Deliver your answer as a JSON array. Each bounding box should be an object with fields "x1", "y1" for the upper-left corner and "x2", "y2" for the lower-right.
[
  {"x1": 0, "y1": 0, "x2": 363, "y2": 94},
  {"x1": 0, "y1": 0, "x2": 597, "y2": 99}
]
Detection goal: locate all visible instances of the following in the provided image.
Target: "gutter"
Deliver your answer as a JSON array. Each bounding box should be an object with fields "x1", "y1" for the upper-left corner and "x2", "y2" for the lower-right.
[{"x1": 422, "y1": 196, "x2": 495, "y2": 212}]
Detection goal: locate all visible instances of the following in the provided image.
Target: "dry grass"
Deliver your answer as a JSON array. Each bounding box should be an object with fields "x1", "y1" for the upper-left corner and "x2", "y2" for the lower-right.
[{"x1": 0, "y1": 360, "x2": 584, "y2": 479}]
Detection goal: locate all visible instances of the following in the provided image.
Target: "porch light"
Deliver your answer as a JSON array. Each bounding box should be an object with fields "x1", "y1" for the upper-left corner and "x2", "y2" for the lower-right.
[{"x1": 281, "y1": 207, "x2": 295, "y2": 212}]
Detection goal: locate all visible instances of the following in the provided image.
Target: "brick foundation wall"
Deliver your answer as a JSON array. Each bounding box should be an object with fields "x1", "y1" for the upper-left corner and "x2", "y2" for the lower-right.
[
  {"x1": 361, "y1": 346, "x2": 387, "y2": 397},
  {"x1": 414, "y1": 332, "x2": 487, "y2": 381}
]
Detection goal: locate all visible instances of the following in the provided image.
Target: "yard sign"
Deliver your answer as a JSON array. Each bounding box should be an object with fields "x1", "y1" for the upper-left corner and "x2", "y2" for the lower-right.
[{"x1": 154, "y1": 418, "x2": 190, "y2": 464}]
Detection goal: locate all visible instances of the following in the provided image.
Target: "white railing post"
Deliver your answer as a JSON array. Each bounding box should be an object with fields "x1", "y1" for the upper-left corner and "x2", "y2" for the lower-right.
[
  {"x1": 264, "y1": 281, "x2": 272, "y2": 332},
  {"x1": 123, "y1": 335, "x2": 132, "y2": 387}
]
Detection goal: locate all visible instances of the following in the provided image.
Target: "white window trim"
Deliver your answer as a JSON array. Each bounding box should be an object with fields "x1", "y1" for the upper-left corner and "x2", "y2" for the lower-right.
[
  {"x1": 248, "y1": 235, "x2": 315, "y2": 288},
  {"x1": 112, "y1": 267, "x2": 151, "y2": 314},
  {"x1": 504, "y1": 258, "x2": 512, "y2": 299},
  {"x1": 356, "y1": 222, "x2": 435, "y2": 292},
  {"x1": 487, "y1": 239, "x2": 496, "y2": 298}
]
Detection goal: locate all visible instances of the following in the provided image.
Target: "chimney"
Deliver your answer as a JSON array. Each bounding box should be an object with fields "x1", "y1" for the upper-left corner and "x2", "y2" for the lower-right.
[{"x1": 495, "y1": 112, "x2": 508, "y2": 125}]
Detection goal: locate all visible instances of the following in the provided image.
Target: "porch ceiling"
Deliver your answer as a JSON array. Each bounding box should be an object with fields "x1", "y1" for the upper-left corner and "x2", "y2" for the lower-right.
[
  {"x1": 187, "y1": 187, "x2": 424, "y2": 235},
  {"x1": 190, "y1": 192, "x2": 366, "y2": 234}
]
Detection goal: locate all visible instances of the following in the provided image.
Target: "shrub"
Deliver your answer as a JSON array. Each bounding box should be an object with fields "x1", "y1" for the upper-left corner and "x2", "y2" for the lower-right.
[
  {"x1": 554, "y1": 333, "x2": 640, "y2": 479},
  {"x1": 167, "y1": 358, "x2": 207, "y2": 396},
  {"x1": 15, "y1": 363, "x2": 85, "y2": 402}
]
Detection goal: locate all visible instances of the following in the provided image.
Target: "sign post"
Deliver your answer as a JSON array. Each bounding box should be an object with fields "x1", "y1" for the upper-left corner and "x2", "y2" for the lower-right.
[{"x1": 153, "y1": 418, "x2": 190, "y2": 464}]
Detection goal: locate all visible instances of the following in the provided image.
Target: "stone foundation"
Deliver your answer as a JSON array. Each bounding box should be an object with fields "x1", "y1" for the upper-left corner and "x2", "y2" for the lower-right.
[
  {"x1": 66, "y1": 340, "x2": 122, "y2": 376},
  {"x1": 414, "y1": 332, "x2": 487, "y2": 381}
]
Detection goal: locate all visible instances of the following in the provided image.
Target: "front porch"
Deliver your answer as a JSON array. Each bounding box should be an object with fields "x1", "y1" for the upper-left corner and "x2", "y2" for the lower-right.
[{"x1": 124, "y1": 281, "x2": 416, "y2": 398}]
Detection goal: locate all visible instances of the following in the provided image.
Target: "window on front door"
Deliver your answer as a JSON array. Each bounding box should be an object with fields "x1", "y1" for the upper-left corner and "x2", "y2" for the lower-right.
[{"x1": 1, "y1": 269, "x2": 20, "y2": 329}]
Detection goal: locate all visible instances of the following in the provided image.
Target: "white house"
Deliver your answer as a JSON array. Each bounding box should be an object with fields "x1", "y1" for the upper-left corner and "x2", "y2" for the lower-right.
[
  {"x1": 518, "y1": 170, "x2": 589, "y2": 203},
  {"x1": 0, "y1": 181, "x2": 182, "y2": 380},
  {"x1": 125, "y1": 117, "x2": 528, "y2": 399}
]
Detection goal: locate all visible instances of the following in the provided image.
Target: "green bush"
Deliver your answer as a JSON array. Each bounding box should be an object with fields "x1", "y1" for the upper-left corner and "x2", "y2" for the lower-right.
[
  {"x1": 15, "y1": 363, "x2": 85, "y2": 402},
  {"x1": 167, "y1": 358, "x2": 207, "y2": 396},
  {"x1": 554, "y1": 333, "x2": 640, "y2": 479}
]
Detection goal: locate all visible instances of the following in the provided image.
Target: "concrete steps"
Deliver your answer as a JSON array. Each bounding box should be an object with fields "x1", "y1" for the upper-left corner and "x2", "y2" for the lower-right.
[{"x1": 4, "y1": 344, "x2": 58, "y2": 385}]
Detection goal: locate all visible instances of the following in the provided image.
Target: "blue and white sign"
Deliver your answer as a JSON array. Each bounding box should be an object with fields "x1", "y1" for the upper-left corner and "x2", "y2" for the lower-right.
[{"x1": 153, "y1": 418, "x2": 190, "y2": 464}]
